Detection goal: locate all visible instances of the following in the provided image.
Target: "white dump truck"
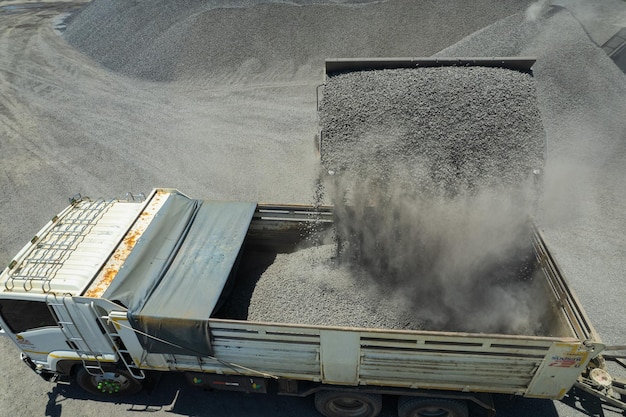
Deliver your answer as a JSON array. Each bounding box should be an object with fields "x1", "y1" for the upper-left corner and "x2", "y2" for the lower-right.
[{"x1": 1, "y1": 187, "x2": 625, "y2": 417}]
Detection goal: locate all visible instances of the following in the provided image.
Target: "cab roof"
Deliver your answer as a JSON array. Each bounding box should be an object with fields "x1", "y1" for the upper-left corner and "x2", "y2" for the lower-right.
[{"x1": 1, "y1": 194, "x2": 148, "y2": 296}]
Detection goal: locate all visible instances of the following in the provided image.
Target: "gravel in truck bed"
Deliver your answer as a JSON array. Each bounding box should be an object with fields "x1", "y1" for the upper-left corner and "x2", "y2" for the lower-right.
[
  {"x1": 246, "y1": 238, "x2": 554, "y2": 335},
  {"x1": 246, "y1": 244, "x2": 426, "y2": 330}
]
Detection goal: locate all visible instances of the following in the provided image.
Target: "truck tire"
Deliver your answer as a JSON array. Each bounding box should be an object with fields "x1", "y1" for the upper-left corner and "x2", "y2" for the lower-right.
[
  {"x1": 397, "y1": 396, "x2": 468, "y2": 417},
  {"x1": 314, "y1": 390, "x2": 382, "y2": 417},
  {"x1": 76, "y1": 367, "x2": 143, "y2": 396}
]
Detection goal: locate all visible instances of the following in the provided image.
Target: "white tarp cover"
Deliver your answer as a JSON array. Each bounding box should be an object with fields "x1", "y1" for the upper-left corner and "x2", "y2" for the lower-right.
[{"x1": 103, "y1": 193, "x2": 256, "y2": 355}]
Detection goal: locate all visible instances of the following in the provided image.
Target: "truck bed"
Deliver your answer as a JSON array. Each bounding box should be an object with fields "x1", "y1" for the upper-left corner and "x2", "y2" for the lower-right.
[
  {"x1": 199, "y1": 224, "x2": 600, "y2": 398},
  {"x1": 128, "y1": 189, "x2": 597, "y2": 400}
]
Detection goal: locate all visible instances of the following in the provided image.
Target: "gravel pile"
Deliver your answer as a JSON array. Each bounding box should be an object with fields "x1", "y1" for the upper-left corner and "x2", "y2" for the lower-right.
[
  {"x1": 319, "y1": 66, "x2": 546, "y2": 195},
  {"x1": 62, "y1": 0, "x2": 528, "y2": 84}
]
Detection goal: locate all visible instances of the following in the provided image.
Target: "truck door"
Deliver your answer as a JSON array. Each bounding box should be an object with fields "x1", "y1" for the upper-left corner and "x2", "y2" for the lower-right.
[{"x1": 0, "y1": 297, "x2": 68, "y2": 363}]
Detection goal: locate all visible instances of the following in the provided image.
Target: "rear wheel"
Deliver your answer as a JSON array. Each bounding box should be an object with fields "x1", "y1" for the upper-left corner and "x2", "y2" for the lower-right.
[
  {"x1": 397, "y1": 397, "x2": 469, "y2": 417},
  {"x1": 314, "y1": 390, "x2": 383, "y2": 417},
  {"x1": 76, "y1": 367, "x2": 143, "y2": 396}
]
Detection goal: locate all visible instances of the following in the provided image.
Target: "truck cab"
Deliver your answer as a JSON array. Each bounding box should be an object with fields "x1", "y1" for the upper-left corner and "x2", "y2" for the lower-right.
[{"x1": 0, "y1": 192, "x2": 153, "y2": 388}]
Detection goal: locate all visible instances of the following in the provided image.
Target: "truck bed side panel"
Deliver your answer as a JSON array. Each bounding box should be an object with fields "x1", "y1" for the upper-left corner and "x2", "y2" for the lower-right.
[
  {"x1": 198, "y1": 321, "x2": 322, "y2": 379},
  {"x1": 156, "y1": 319, "x2": 591, "y2": 397}
]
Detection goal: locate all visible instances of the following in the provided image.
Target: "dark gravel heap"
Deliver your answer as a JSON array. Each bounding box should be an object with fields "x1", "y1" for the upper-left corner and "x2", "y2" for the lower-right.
[{"x1": 319, "y1": 66, "x2": 546, "y2": 195}]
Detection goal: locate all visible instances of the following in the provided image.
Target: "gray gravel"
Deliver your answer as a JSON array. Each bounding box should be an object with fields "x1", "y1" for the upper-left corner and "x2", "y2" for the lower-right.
[
  {"x1": 245, "y1": 191, "x2": 560, "y2": 335},
  {"x1": 320, "y1": 66, "x2": 545, "y2": 194},
  {"x1": 247, "y1": 244, "x2": 426, "y2": 330},
  {"x1": 246, "y1": 237, "x2": 556, "y2": 335},
  {"x1": 62, "y1": 0, "x2": 527, "y2": 84}
]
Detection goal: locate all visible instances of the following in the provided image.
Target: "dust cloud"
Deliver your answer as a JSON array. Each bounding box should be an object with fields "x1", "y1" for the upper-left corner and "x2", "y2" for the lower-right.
[
  {"x1": 324, "y1": 162, "x2": 553, "y2": 335},
  {"x1": 526, "y1": 0, "x2": 550, "y2": 21},
  {"x1": 526, "y1": 0, "x2": 626, "y2": 27}
]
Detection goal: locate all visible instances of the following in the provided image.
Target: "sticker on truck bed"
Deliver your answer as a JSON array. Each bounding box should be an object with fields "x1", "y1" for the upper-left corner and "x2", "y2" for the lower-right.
[{"x1": 548, "y1": 353, "x2": 585, "y2": 368}]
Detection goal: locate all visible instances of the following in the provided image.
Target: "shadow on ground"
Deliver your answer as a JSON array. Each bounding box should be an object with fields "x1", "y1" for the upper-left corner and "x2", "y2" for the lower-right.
[
  {"x1": 560, "y1": 385, "x2": 626, "y2": 417},
  {"x1": 43, "y1": 372, "x2": 588, "y2": 417}
]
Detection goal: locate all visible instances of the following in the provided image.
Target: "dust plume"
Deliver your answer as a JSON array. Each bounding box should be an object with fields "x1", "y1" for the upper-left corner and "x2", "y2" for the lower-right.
[
  {"x1": 526, "y1": 0, "x2": 550, "y2": 21},
  {"x1": 325, "y1": 166, "x2": 553, "y2": 335},
  {"x1": 526, "y1": 0, "x2": 626, "y2": 25}
]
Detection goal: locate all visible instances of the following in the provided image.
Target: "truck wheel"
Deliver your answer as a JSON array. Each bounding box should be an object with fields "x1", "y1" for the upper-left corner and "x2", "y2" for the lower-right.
[
  {"x1": 397, "y1": 397, "x2": 468, "y2": 417},
  {"x1": 76, "y1": 367, "x2": 142, "y2": 396},
  {"x1": 314, "y1": 390, "x2": 382, "y2": 417}
]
